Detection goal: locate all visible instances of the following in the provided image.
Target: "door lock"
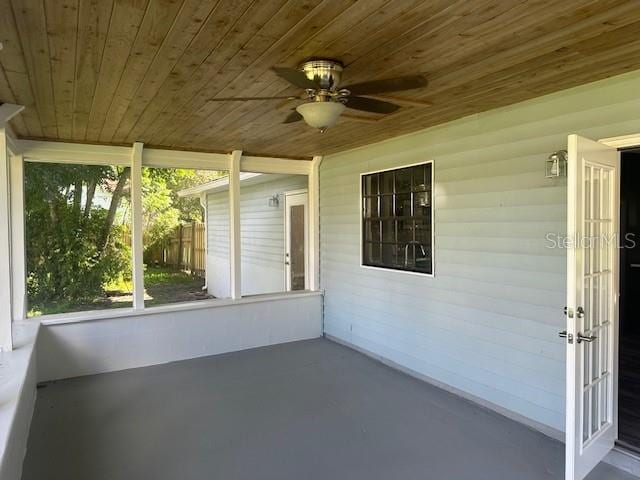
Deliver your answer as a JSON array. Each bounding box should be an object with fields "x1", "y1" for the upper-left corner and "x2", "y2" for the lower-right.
[{"x1": 558, "y1": 330, "x2": 574, "y2": 344}]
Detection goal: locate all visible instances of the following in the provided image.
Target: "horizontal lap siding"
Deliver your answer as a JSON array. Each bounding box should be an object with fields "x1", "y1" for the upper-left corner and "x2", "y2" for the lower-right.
[
  {"x1": 320, "y1": 70, "x2": 640, "y2": 432},
  {"x1": 207, "y1": 190, "x2": 230, "y2": 298},
  {"x1": 207, "y1": 175, "x2": 307, "y2": 297}
]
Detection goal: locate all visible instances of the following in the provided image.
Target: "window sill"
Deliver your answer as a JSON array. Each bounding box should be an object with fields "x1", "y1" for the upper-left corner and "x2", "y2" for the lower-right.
[
  {"x1": 360, "y1": 264, "x2": 434, "y2": 278},
  {"x1": 37, "y1": 290, "x2": 324, "y2": 326}
]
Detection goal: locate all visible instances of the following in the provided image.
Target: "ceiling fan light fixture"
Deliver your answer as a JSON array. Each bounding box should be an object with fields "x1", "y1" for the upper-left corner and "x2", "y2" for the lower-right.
[{"x1": 295, "y1": 101, "x2": 345, "y2": 132}]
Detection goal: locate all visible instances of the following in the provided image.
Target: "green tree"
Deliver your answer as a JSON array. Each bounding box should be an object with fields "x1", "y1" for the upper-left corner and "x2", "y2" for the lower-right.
[
  {"x1": 25, "y1": 163, "x2": 132, "y2": 312},
  {"x1": 142, "y1": 167, "x2": 224, "y2": 250}
]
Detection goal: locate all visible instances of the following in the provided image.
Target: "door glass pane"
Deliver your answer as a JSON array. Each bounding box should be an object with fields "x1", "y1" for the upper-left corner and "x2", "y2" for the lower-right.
[
  {"x1": 591, "y1": 387, "x2": 598, "y2": 436},
  {"x1": 289, "y1": 204, "x2": 305, "y2": 291},
  {"x1": 583, "y1": 390, "x2": 590, "y2": 442},
  {"x1": 585, "y1": 166, "x2": 591, "y2": 220}
]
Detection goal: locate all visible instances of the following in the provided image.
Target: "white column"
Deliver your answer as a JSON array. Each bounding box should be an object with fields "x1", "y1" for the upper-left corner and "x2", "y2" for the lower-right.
[
  {"x1": 308, "y1": 155, "x2": 322, "y2": 291},
  {"x1": 10, "y1": 154, "x2": 26, "y2": 321},
  {"x1": 131, "y1": 142, "x2": 145, "y2": 309},
  {"x1": 0, "y1": 126, "x2": 13, "y2": 351},
  {"x1": 229, "y1": 150, "x2": 242, "y2": 299},
  {"x1": 199, "y1": 192, "x2": 209, "y2": 294}
]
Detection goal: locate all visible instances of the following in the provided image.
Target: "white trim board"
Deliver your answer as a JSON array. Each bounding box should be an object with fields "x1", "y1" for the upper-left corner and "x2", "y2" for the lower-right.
[
  {"x1": 39, "y1": 290, "x2": 323, "y2": 326},
  {"x1": 599, "y1": 134, "x2": 640, "y2": 149}
]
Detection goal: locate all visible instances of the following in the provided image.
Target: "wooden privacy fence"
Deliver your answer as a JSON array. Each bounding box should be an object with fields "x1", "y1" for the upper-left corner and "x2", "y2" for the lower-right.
[{"x1": 145, "y1": 222, "x2": 206, "y2": 277}]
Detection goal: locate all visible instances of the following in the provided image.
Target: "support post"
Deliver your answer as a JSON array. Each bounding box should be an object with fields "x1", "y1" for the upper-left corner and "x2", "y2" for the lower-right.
[
  {"x1": 131, "y1": 142, "x2": 145, "y2": 310},
  {"x1": 229, "y1": 150, "x2": 242, "y2": 299},
  {"x1": 308, "y1": 155, "x2": 322, "y2": 291},
  {"x1": 190, "y1": 221, "x2": 196, "y2": 274},
  {"x1": 0, "y1": 126, "x2": 14, "y2": 351},
  {"x1": 200, "y1": 193, "x2": 209, "y2": 291},
  {"x1": 10, "y1": 154, "x2": 26, "y2": 321},
  {"x1": 178, "y1": 224, "x2": 184, "y2": 269}
]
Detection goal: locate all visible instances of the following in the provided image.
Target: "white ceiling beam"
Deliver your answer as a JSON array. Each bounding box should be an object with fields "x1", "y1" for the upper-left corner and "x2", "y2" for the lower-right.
[
  {"x1": 17, "y1": 139, "x2": 311, "y2": 174},
  {"x1": 142, "y1": 147, "x2": 229, "y2": 170},
  {"x1": 20, "y1": 140, "x2": 131, "y2": 165},
  {"x1": 241, "y1": 155, "x2": 311, "y2": 175}
]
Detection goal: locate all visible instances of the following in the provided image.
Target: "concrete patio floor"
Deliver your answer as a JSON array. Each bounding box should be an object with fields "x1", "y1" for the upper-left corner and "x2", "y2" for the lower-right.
[{"x1": 22, "y1": 338, "x2": 635, "y2": 480}]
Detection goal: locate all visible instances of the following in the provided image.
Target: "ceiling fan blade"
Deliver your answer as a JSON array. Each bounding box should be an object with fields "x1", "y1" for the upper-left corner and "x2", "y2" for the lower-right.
[
  {"x1": 283, "y1": 110, "x2": 303, "y2": 124},
  {"x1": 345, "y1": 96, "x2": 400, "y2": 114},
  {"x1": 272, "y1": 67, "x2": 319, "y2": 90},
  {"x1": 207, "y1": 95, "x2": 297, "y2": 102},
  {"x1": 343, "y1": 75, "x2": 427, "y2": 95}
]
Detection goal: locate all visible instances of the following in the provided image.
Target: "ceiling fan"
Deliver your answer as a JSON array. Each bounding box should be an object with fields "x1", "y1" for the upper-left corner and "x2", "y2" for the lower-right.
[{"x1": 208, "y1": 59, "x2": 428, "y2": 132}]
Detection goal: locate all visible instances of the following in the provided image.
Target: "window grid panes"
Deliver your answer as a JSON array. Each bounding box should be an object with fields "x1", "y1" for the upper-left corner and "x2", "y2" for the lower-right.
[{"x1": 362, "y1": 162, "x2": 432, "y2": 274}]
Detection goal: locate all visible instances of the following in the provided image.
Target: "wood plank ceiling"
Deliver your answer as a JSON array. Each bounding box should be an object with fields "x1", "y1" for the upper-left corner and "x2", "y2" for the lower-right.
[{"x1": 1, "y1": 0, "x2": 640, "y2": 159}]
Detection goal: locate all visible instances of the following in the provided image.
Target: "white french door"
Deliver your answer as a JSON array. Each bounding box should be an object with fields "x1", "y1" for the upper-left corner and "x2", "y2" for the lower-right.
[
  {"x1": 284, "y1": 190, "x2": 308, "y2": 291},
  {"x1": 565, "y1": 134, "x2": 619, "y2": 480}
]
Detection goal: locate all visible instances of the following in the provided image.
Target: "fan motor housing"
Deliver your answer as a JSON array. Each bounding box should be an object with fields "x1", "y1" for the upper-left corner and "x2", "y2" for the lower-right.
[{"x1": 299, "y1": 59, "x2": 343, "y2": 91}]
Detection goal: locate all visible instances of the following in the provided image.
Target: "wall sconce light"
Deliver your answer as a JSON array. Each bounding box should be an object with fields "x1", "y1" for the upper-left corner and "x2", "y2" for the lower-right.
[
  {"x1": 546, "y1": 150, "x2": 567, "y2": 178},
  {"x1": 268, "y1": 194, "x2": 280, "y2": 208}
]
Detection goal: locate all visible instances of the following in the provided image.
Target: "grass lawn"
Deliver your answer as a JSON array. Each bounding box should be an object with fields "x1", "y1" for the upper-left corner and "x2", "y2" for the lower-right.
[{"x1": 28, "y1": 266, "x2": 209, "y2": 317}]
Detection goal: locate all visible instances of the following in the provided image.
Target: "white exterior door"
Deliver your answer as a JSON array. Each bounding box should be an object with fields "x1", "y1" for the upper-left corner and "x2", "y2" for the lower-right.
[
  {"x1": 284, "y1": 191, "x2": 308, "y2": 291},
  {"x1": 565, "y1": 134, "x2": 619, "y2": 480}
]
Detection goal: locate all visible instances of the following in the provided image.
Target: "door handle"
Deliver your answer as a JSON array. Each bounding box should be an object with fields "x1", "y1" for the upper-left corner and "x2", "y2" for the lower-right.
[{"x1": 577, "y1": 333, "x2": 596, "y2": 343}]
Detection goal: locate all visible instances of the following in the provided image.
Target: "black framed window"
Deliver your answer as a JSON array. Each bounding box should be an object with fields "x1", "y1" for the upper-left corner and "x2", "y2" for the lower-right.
[{"x1": 361, "y1": 162, "x2": 432, "y2": 274}]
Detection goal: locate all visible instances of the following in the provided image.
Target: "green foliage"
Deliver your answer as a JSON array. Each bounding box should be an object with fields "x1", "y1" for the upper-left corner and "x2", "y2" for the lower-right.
[
  {"x1": 25, "y1": 163, "x2": 222, "y2": 315},
  {"x1": 142, "y1": 167, "x2": 224, "y2": 250},
  {"x1": 25, "y1": 163, "x2": 131, "y2": 311},
  {"x1": 144, "y1": 266, "x2": 200, "y2": 287}
]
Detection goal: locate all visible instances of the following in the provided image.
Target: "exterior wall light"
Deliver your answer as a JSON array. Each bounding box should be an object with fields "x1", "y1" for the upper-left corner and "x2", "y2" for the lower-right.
[
  {"x1": 546, "y1": 150, "x2": 567, "y2": 178},
  {"x1": 268, "y1": 194, "x2": 280, "y2": 208}
]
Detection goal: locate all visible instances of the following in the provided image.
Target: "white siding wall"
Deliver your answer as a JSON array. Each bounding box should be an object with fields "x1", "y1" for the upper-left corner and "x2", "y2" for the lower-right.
[
  {"x1": 206, "y1": 174, "x2": 308, "y2": 297},
  {"x1": 206, "y1": 187, "x2": 231, "y2": 298},
  {"x1": 320, "y1": 70, "x2": 640, "y2": 432}
]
